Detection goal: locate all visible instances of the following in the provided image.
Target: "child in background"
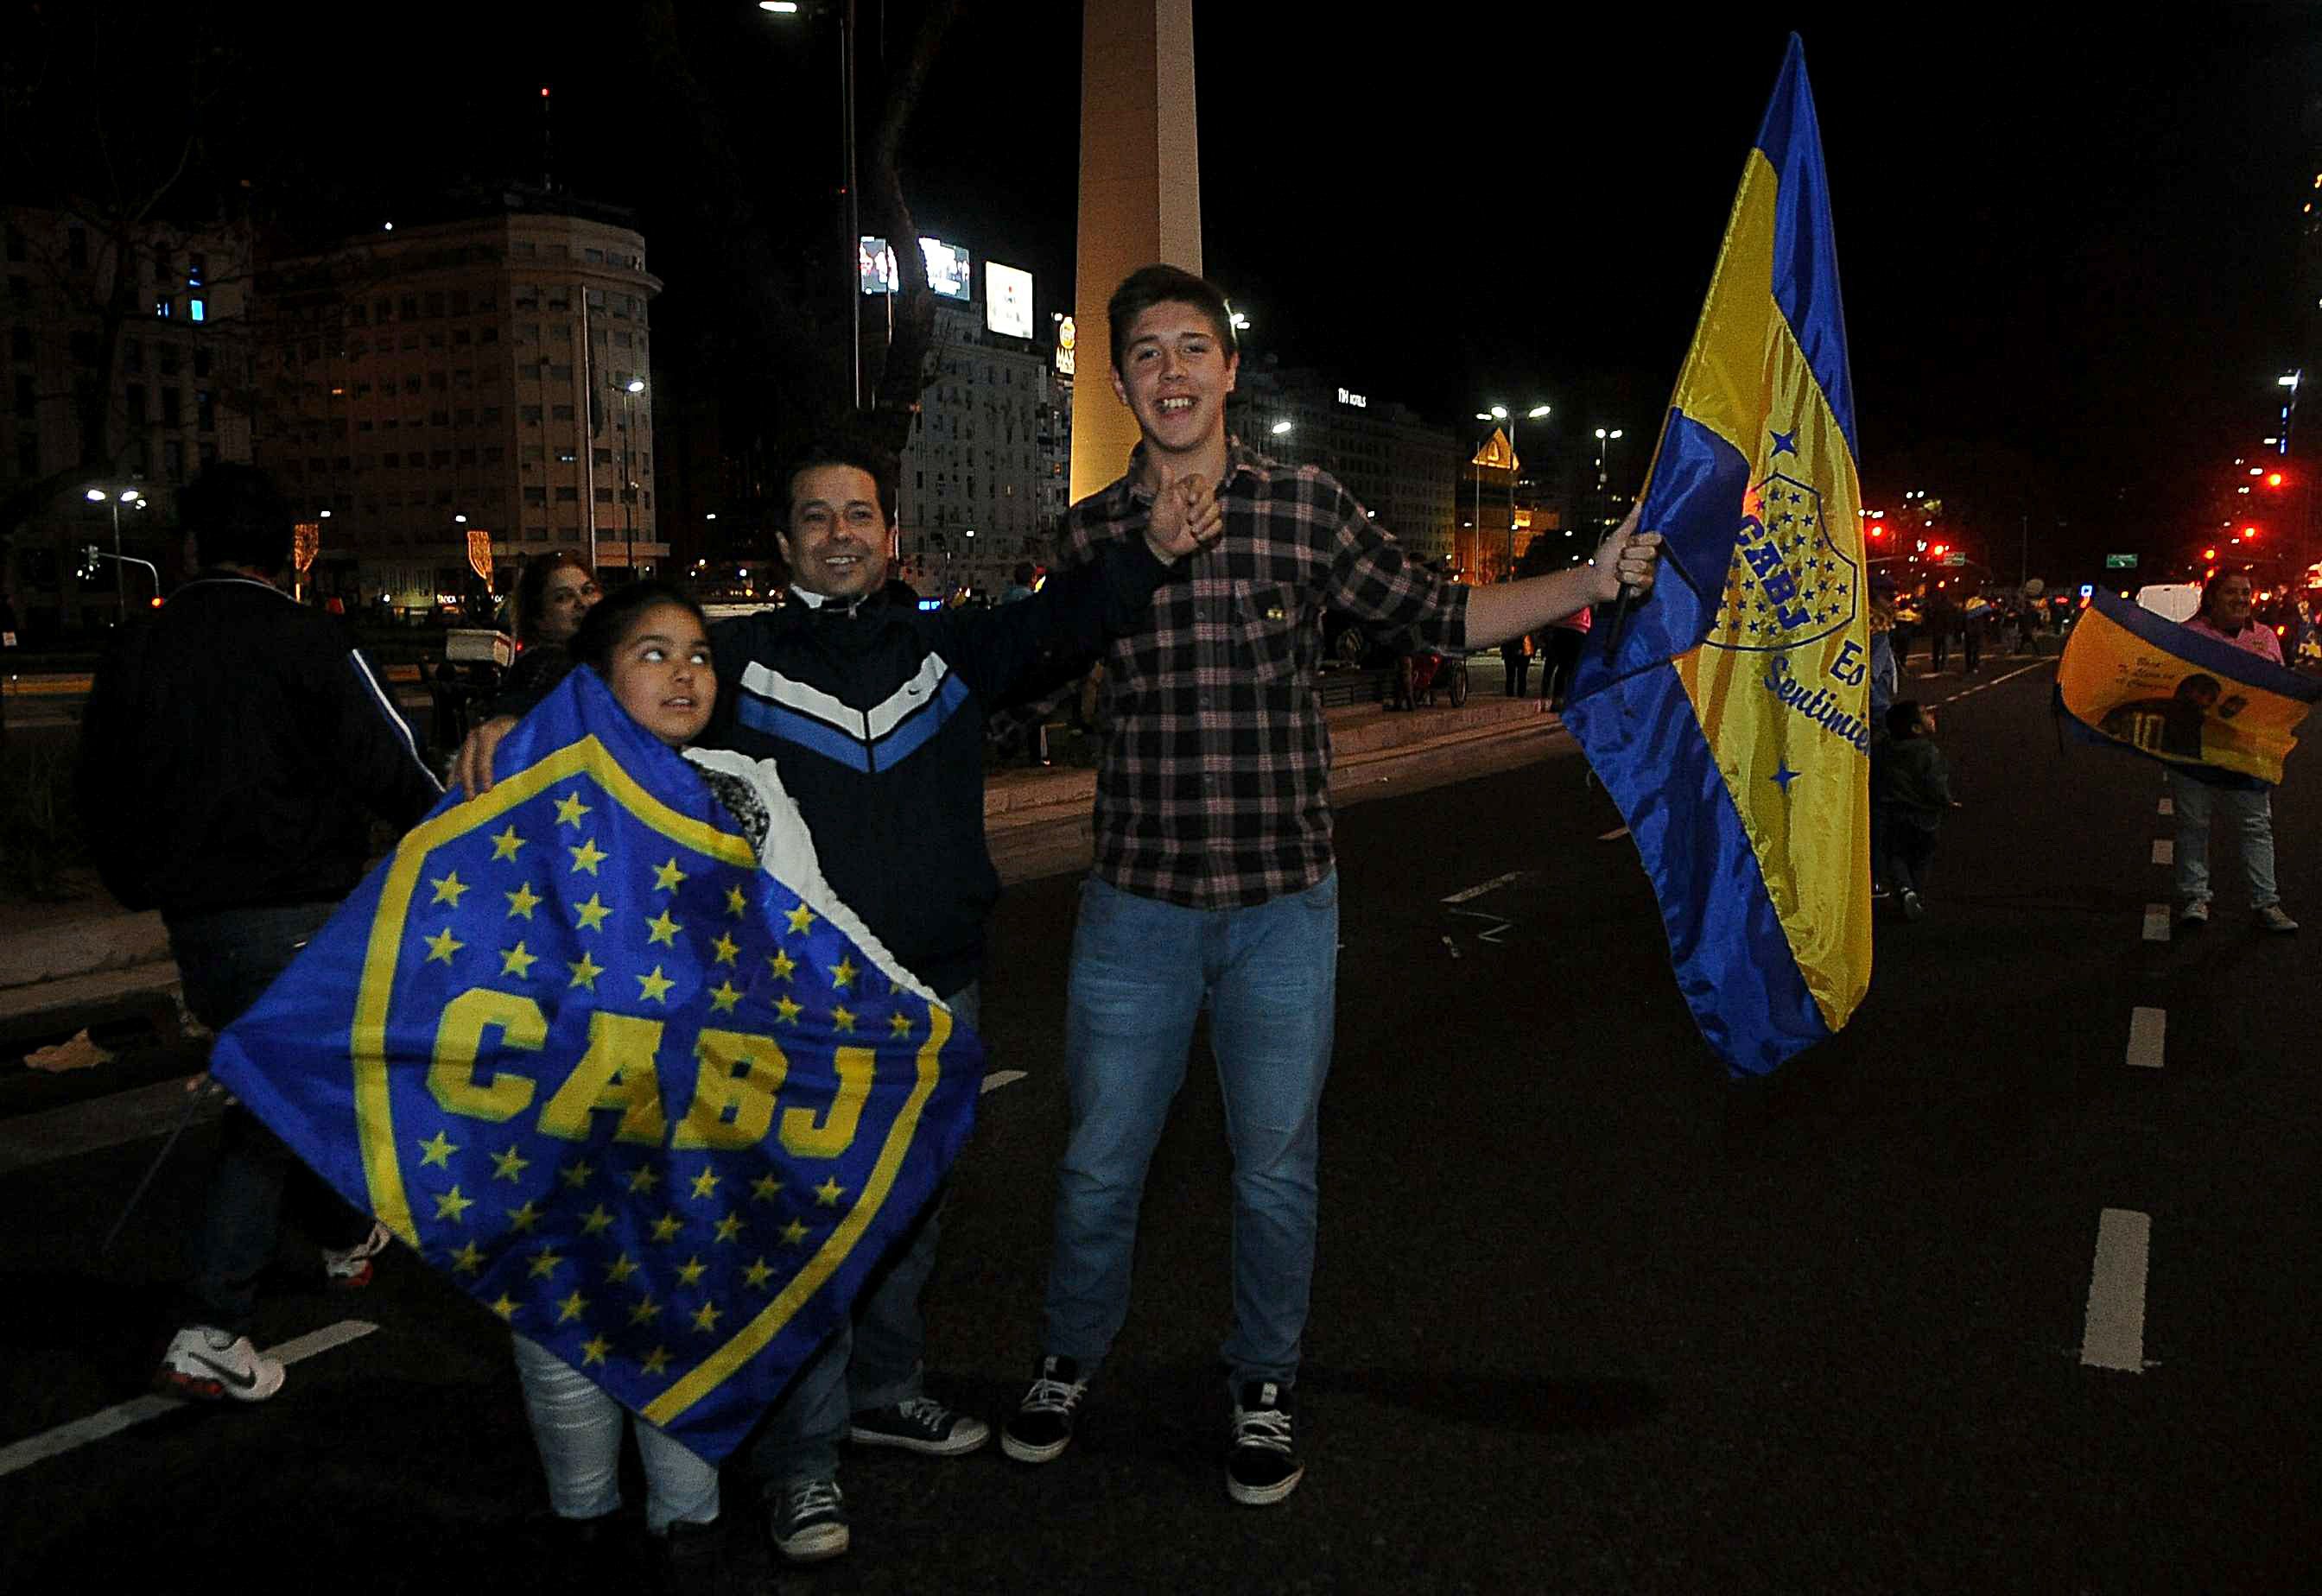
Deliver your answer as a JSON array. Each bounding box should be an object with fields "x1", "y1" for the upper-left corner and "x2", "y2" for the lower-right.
[{"x1": 1875, "y1": 699, "x2": 1958, "y2": 922}]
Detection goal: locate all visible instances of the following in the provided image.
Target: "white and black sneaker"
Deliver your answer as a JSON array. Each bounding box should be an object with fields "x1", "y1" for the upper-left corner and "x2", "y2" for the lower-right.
[
  {"x1": 155, "y1": 1325, "x2": 285, "y2": 1403},
  {"x1": 1226, "y1": 1380, "x2": 1304, "y2": 1506},
  {"x1": 768, "y1": 1477, "x2": 848, "y2": 1564},
  {"x1": 848, "y1": 1394, "x2": 990, "y2": 1456},
  {"x1": 321, "y1": 1220, "x2": 392, "y2": 1290},
  {"x1": 1000, "y1": 1354, "x2": 1087, "y2": 1464}
]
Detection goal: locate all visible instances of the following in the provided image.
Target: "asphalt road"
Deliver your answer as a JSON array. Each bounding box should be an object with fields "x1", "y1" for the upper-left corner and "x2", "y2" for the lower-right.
[{"x1": 3, "y1": 651, "x2": 2316, "y2": 1593}]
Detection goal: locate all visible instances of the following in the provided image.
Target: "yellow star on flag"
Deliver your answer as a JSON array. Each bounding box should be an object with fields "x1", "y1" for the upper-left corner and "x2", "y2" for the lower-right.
[
  {"x1": 556, "y1": 1289, "x2": 589, "y2": 1323},
  {"x1": 636, "y1": 965, "x2": 676, "y2": 1004},
  {"x1": 653, "y1": 857, "x2": 688, "y2": 892},
  {"x1": 504, "y1": 882, "x2": 542, "y2": 921},
  {"x1": 815, "y1": 1177, "x2": 844, "y2": 1207},
  {"x1": 774, "y1": 995, "x2": 803, "y2": 1025},
  {"x1": 491, "y1": 1143, "x2": 532, "y2": 1182},
  {"x1": 644, "y1": 909, "x2": 682, "y2": 947},
  {"x1": 752, "y1": 1175, "x2": 782, "y2": 1203},
  {"x1": 708, "y1": 980, "x2": 742, "y2": 1015},
  {"x1": 568, "y1": 837, "x2": 608, "y2": 875},
  {"x1": 830, "y1": 1004, "x2": 856, "y2": 1034},
  {"x1": 676, "y1": 1255, "x2": 708, "y2": 1288},
  {"x1": 573, "y1": 893, "x2": 611, "y2": 932},
  {"x1": 710, "y1": 933, "x2": 740, "y2": 966},
  {"x1": 417, "y1": 1130, "x2": 459, "y2": 1168},
  {"x1": 690, "y1": 1168, "x2": 720, "y2": 1200},
  {"x1": 606, "y1": 1254, "x2": 640, "y2": 1285},
  {"x1": 424, "y1": 927, "x2": 464, "y2": 965},
  {"x1": 555, "y1": 792, "x2": 592, "y2": 829},
  {"x1": 507, "y1": 1200, "x2": 543, "y2": 1233},
  {"x1": 766, "y1": 949, "x2": 796, "y2": 981},
  {"x1": 527, "y1": 1248, "x2": 564, "y2": 1279},
  {"x1": 692, "y1": 1301, "x2": 724, "y2": 1333},
  {"x1": 714, "y1": 1213, "x2": 744, "y2": 1244},
  {"x1": 489, "y1": 1294, "x2": 519, "y2": 1321},
  {"x1": 785, "y1": 903, "x2": 815, "y2": 935},
  {"x1": 828, "y1": 955, "x2": 859, "y2": 991},
  {"x1": 781, "y1": 1219, "x2": 810, "y2": 1247},
  {"x1": 434, "y1": 1185, "x2": 475, "y2": 1223},
  {"x1": 580, "y1": 1335, "x2": 611, "y2": 1367},
  {"x1": 429, "y1": 871, "x2": 470, "y2": 908},
  {"x1": 650, "y1": 1212, "x2": 684, "y2": 1243},
  {"x1": 641, "y1": 1346, "x2": 673, "y2": 1376},
  {"x1": 499, "y1": 942, "x2": 539, "y2": 980},
  {"x1": 626, "y1": 1166, "x2": 660, "y2": 1194},
  {"x1": 448, "y1": 1241, "x2": 485, "y2": 1274},
  {"x1": 890, "y1": 1011, "x2": 914, "y2": 1038},
  {"x1": 580, "y1": 1204, "x2": 615, "y2": 1238},
  {"x1": 725, "y1": 884, "x2": 749, "y2": 919},
  {"x1": 630, "y1": 1295, "x2": 663, "y2": 1325},
  {"x1": 567, "y1": 951, "x2": 605, "y2": 991},
  {"x1": 743, "y1": 1257, "x2": 775, "y2": 1289},
  {"x1": 490, "y1": 825, "x2": 527, "y2": 862},
  {"x1": 561, "y1": 1159, "x2": 596, "y2": 1189}
]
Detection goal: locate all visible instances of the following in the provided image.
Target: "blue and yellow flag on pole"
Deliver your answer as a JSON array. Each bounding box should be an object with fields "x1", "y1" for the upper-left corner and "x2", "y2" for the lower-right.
[
  {"x1": 1564, "y1": 35, "x2": 1868, "y2": 1079},
  {"x1": 208, "y1": 668, "x2": 982, "y2": 1463},
  {"x1": 2058, "y1": 592, "x2": 2320, "y2": 786}
]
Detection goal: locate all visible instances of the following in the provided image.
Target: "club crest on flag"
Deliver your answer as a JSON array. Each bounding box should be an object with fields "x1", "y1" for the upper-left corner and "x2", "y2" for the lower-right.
[
  {"x1": 1709, "y1": 466, "x2": 1858, "y2": 654},
  {"x1": 210, "y1": 668, "x2": 983, "y2": 1462}
]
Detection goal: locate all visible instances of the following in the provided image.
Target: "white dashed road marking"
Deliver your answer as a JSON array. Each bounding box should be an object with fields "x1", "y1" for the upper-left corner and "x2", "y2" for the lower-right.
[
  {"x1": 2080, "y1": 1210, "x2": 2153, "y2": 1372},
  {"x1": 2127, "y1": 1008, "x2": 2166, "y2": 1071},
  {"x1": 2152, "y1": 839, "x2": 2174, "y2": 866},
  {"x1": 1442, "y1": 871, "x2": 1529, "y2": 904},
  {"x1": 0, "y1": 1320, "x2": 379, "y2": 1480},
  {"x1": 2142, "y1": 904, "x2": 2172, "y2": 942},
  {"x1": 980, "y1": 1071, "x2": 1027, "y2": 1094}
]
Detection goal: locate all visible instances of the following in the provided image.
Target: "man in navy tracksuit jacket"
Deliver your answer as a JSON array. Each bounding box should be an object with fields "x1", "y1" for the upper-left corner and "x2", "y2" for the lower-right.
[{"x1": 460, "y1": 434, "x2": 1221, "y2": 1564}]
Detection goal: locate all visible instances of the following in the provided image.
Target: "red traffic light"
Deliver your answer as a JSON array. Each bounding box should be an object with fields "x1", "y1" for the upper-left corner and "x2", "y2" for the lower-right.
[
  {"x1": 1869, "y1": 522, "x2": 1887, "y2": 540},
  {"x1": 2243, "y1": 526, "x2": 2259, "y2": 540},
  {"x1": 2205, "y1": 548, "x2": 2217, "y2": 560},
  {"x1": 2267, "y1": 472, "x2": 2284, "y2": 487}
]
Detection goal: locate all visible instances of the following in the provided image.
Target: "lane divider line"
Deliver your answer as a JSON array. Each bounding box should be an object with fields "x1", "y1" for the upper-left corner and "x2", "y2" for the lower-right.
[
  {"x1": 980, "y1": 1070, "x2": 1027, "y2": 1095},
  {"x1": 0, "y1": 1319, "x2": 378, "y2": 1480},
  {"x1": 2141, "y1": 904, "x2": 2172, "y2": 943},
  {"x1": 2152, "y1": 839, "x2": 2174, "y2": 866},
  {"x1": 2126, "y1": 1007, "x2": 2166, "y2": 1071},
  {"x1": 2079, "y1": 1209, "x2": 2152, "y2": 1372}
]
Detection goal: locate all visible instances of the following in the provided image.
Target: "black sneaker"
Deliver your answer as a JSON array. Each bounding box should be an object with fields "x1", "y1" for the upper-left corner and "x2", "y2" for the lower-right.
[
  {"x1": 848, "y1": 1394, "x2": 991, "y2": 1455},
  {"x1": 1000, "y1": 1354, "x2": 1087, "y2": 1464},
  {"x1": 767, "y1": 1477, "x2": 848, "y2": 1565},
  {"x1": 1226, "y1": 1380, "x2": 1304, "y2": 1506}
]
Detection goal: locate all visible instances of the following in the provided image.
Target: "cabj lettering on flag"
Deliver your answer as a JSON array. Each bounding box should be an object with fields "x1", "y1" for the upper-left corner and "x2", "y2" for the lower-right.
[
  {"x1": 1564, "y1": 35, "x2": 1870, "y2": 1079},
  {"x1": 208, "y1": 668, "x2": 982, "y2": 1463},
  {"x1": 2058, "y1": 591, "x2": 2320, "y2": 786}
]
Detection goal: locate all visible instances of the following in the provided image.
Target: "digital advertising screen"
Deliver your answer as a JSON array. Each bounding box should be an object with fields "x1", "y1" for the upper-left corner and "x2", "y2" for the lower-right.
[
  {"x1": 985, "y1": 262, "x2": 1034, "y2": 338},
  {"x1": 921, "y1": 238, "x2": 972, "y2": 301},
  {"x1": 859, "y1": 236, "x2": 897, "y2": 295}
]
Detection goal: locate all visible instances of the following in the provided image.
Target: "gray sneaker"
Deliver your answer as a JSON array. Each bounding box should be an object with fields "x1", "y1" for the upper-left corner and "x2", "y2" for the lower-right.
[
  {"x1": 768, "y1": 1477, "x2": 848, "y2": 1564},
  {"x1": 2179, "y1": 899, "x2": 2211, "y2": 928},
  {"x1": 848, "y1": 1395, "x2": 990, "y2": 1456},
  {"x1": 2256, "y1": 903, "x2": 2300, "y2": 934}
]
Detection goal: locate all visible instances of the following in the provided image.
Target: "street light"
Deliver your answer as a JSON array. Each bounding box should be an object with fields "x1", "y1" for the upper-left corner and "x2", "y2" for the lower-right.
[
  {"x1": 84, "y1": 484, "x2": 147, "y2": 617},
  {"x1": 1270, "y1": 419, "x2": 1292, "y2": 436},
  {"x1": 763, "y1": 0, "x2": 860, "y2": 409},
  {"x1": 1474, "y1": 402, "x2": 1551, "y2": 579},
  {"x1": 621, "y1": 378, "x2": 647, "y2": 575}
]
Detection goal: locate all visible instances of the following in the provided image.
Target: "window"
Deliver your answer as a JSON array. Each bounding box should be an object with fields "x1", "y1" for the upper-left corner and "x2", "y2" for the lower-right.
[
  {"x1": 453, "y1": 328, "x2": 471, "y2": 346},
  {"x1": 450, "y1": 289, "x2": 470, "y2": 316},
  {"x1": 613, "y1": 332, "x2": 631, "y2": 349},
  {"x1": 375, "y1": 297, "x2": 393, "y2": 323},
  {"x1": 548, "y1": 364, "x2": 571, "y2": 382},
  {"x1": 124, "y1": 338, "x2": 144, "y2": 374},
  {"x1": 556, "y1": 486, "x2": 578, "y2": 503},
  {"x1": 154, "y1": 297, "x2": 174, "y2": 319},
  {"x1": 520, "y1": 405, "x2": 542, "y2": 425},
  {"x1": 481, "y1": 405, "x2": 502, "y2": 423},
  {"x1": 454, "y1": 369, "x2": 473, "y2": 390},
  {"x1": 194, "y1": 346, "x2": 212, "y2": 377},
  {"x1": 198, "y1": 440, "x2": 216, "y2": 469},
  {"x1": 160, "y1": 387, "x2": 181, "y2": 426},
  {"x1": 523, "y1": 486, "x2": 547, "y2": 507},
  {"x1": 125, "y1": 383, "x2": 146, "y2": 424},
  {"x1": 458, "y1": 447, "x2": 475, "y2": 466},
  {"x1": 480, "y1": 326, "x2": 498, "y2": 345},
  {"x1": 455, "y1": 407, "x2": 474, "y2": 426},
  {"x1": 164, "y1": 439, "x2": 184, "y2": 480},
  {"x1": 383, "y1": 452, "x2": 399, "y2": 467},
  {"x1": 428, "y1": 408, "x2": 449, "y2": 427},
  {"x1": 551, "y1": 403, "x2": 574, "y2": 421},
  {"x1": 399, "y1": 295, "x2": 419, "y2": 320},
  {"x1": 586, "y1": 288, "x2": 606, "y2": 308},
  {"x1": 514, "y1": 240, "x2": 536, "y2": 257},
  {"x1": 188, "y1": 298, "x2": 205, "y2": 323},
  {"x1": 428, "y1": 370, "x2": 447, "y2": 391},
  {"x1": 484, "y1": 446, "x2": 504, "y2": 465},
  {"x1": 403, "y1": 376, "x2": 422, "y2": 394},
  {"x1": 159, "y1": 344, "x2": 181, "y2": 377},
  {"x1": 584, "y1": 247, "x2": 603, "y2": 264},
  {"x1": 593, "y1": 446, "x2": 612, "y2": 466},
  {"x1": 187, "y1": 251, "x2": 206, "y2": 286},
  {"x1": 594, "y1": 486, "x2": 612, "y2": 504},
  {"x1": 431, "y1": 449, "x2": 450, "y2": 468}
]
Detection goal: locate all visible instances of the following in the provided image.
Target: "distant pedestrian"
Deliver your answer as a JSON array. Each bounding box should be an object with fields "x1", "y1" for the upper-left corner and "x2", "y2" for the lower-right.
[
  {"x1": 2173, "y1": 571, "x2": 2298, "y2": 933},
  {"x1": 1874, "y1": 699, "x2": 1957, "y2": 921},
  {"x1": 1002, "y1": 562, "x2": 1037, "y2": 605},
  {"x1": 1541, "y1": 606, "x2": 1591, "y2": 711},
  {"x1": 495, "y1": 553, "x2": 601, "y2": 713},
  {"x1": 1500, "y1": 630, "x2": 1533, "y2": 699},
  {"x1": 79, "y1": 464, "x2": 443, "y2": 1402}
]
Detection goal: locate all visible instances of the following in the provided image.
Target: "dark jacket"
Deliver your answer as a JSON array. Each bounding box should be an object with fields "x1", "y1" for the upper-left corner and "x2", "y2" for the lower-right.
[
  {"x1": 1875, "y1": 736, "x2": 1952, "y2": 827},
  {"x1": 79, "y1": 572, "x2": 443, "y2": 916},
  {"x1": 696, "y1": 542, "x2": 1173, "y2": 995}
]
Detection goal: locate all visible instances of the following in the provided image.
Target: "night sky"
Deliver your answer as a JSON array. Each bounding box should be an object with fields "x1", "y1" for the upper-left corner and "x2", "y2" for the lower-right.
[{"x1": 216, "y1": 3, "x2": 2322, "y2": 576}]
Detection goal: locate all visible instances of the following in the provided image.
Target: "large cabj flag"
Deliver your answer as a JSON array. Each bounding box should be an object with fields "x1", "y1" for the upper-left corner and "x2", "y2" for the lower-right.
[
  {"x1": 1564, "y1": 35, "x2": 1869, "y2": 1080},
  {"x1": 2058, "y1": 592, "x2": 2320, "y2": 785},
  {"x1": 209, "y1": 668, "x2": 983, "y2": 1463}
]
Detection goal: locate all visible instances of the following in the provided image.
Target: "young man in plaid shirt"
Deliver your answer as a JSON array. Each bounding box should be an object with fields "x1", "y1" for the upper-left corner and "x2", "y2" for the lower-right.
[{"x1": 1000, "y1": 264, "x2": 1663, "y2": 1504}]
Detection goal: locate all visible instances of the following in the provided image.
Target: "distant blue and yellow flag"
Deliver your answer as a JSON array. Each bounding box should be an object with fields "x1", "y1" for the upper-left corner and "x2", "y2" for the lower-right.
[
  {"x1": 1565, "y1": 35, "x2": 1868, "y2": 1079},
  {"x1": 209, "y1": 668, "x2": 982, "y2": 1463},
  {"x1": 2059, "y1": 592, "x2": 2319, "y2": 785}
]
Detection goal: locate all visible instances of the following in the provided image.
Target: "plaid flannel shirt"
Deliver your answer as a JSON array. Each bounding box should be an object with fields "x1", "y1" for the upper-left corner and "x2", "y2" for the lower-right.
[{"x1": 1056, "y1": 440, "x2": 1469, "y2": 909}]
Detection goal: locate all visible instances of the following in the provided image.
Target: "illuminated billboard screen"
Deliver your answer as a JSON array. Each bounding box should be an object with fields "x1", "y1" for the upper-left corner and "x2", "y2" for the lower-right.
[
  {"x1": 860, "y1": 237, "x2": 973, "y2": 301},
  {"x1": 986, "y1": 262, "x2": 1034, "y2": 339}
]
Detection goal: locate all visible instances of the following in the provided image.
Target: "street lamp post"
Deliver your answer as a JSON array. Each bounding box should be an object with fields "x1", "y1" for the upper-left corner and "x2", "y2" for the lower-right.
[
  {"x1": 1593, "y1": 427, "x2": 1627, "y2": 529},
  {"x1": 621, "y1": 378, "x2": 646, "y2": 575},
  {"x1": 762, "y1": 0, "x2": 860, "y2": 410},
  {"x1": 84, "y1": 484, "x2": 146, "y2": 618},
  {"x1": 1476, "y1": 403, "x2": 1551, "y2": 579}
]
